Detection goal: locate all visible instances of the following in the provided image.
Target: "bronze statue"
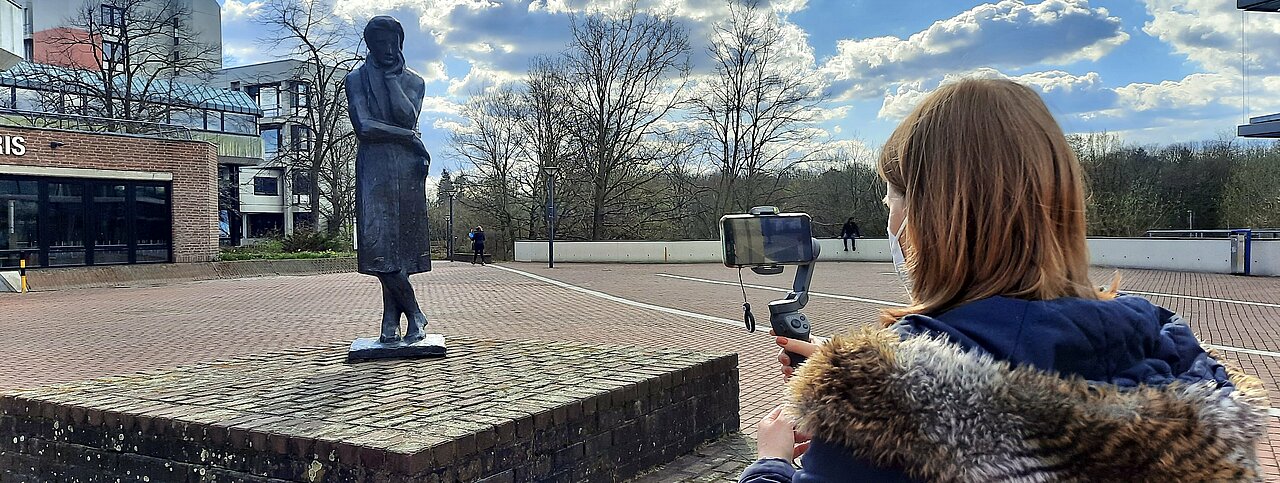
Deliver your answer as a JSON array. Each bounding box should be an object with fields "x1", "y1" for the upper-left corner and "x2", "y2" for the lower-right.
[{"x1": 345, "y1": 16, "x2": 441, "y2": 358}]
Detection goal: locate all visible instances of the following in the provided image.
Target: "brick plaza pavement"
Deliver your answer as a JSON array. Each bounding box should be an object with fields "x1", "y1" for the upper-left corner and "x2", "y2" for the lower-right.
[{"x1": 1, "y1": 261, "x2": 1277, "y2": 481}]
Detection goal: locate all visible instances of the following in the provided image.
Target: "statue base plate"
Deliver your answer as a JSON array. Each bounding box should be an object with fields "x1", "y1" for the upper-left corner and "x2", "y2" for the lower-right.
[{"x1": 347, "y1": 334, "x2": 446, "y2": 361}]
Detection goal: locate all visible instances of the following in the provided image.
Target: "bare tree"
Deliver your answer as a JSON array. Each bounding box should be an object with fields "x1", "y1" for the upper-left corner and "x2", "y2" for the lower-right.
[
  {"x1": 254, "y1": 0, "x2": 362, "y2": 234},
  {"x1": 450, "y1": 86, "x2": 534, "y2": 257},
  {"x1": 32, "y1": 0, "x2": 221, "y2": 125},
  {"x1": 561, "y1": 6, "x2": 692, "y2": 240},
  {"x1": 691, "y1": 0, "x2": 824, "y2": 220},
  {"x1": 518, "y1": 57, "x2": 574, "y2": 239}
]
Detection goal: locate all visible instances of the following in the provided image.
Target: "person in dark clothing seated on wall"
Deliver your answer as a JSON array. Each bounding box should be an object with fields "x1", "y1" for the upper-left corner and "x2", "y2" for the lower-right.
[
  {"x1": 738, "y1": 79, "x2": 1267, "y2": 483},
  {"x1": 471, "y1": 225, "x2": 486, "y2": 265},
  {"x1": 839, "y1": 218, "x2": 860, "y2": 251}
]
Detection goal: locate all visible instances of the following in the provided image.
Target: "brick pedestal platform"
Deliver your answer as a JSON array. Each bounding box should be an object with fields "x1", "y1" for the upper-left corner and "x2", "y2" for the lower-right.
[{"x1": 0, "y1": 338, "x2": 738, "y2": 482}]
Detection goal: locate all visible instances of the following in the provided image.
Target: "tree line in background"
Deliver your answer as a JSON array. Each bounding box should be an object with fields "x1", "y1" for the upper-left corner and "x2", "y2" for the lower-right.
[
  {"x1": 438, "y1": 2, "x2": 1280, "y2": 259},
  {"x1": 443, "y1": 129, "x2": 1280, "y2": 259},
  {"x1": 19, "y1": 0, "x2": 1279, "y2": 259}
]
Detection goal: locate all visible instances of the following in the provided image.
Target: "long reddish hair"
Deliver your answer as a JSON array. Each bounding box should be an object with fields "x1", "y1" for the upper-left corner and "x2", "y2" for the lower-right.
[{"x1": 877, "y1": 79, "x2": 1112, "y2": 325}]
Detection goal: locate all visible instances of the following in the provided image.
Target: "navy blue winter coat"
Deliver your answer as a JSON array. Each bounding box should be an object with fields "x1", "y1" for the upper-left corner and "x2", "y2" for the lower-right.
[{"x1": 739, "y1": 295, "x2": 1266, "y2": 482}]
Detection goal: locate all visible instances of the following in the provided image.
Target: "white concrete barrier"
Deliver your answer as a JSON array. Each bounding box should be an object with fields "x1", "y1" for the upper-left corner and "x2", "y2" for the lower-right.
[
  {"x1": 1251, "y1": 240, "x2": 1280, "y2": 276},
  {"x1": 1086, "y1": 238, "x2": 1230, "y2": 273},
  {"x1": 514, "y1": 239, "x2": 894, "y2": 264},
  {"x1": 516, "y1": 238, "x2": 1280, "y2": 276}
]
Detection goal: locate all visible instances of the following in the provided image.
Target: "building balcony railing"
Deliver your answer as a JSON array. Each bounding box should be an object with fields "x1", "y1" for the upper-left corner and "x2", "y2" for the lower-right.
[
  {"x1": 192, "y1": 130, "x2": 265, "y2": 161},
  {"x1": 0, "y1": 108, "x2": 266, "y2": 161},
  {"x1": 0, "y1": 107, "x2": 192, "y2": 139}
]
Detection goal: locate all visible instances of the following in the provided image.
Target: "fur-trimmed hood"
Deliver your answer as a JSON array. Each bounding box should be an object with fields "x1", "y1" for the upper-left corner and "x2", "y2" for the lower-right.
[{"x1": 787, "y1": 323, "x2": 1268, "y2": 482}]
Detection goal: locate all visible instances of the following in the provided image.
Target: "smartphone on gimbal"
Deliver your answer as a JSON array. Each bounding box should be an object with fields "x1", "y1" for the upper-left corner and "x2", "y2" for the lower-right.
[
  {"x1": 720, "y1": 212, "x2": 816, "y2": 268},
  {"x1": 719, "y1": 208, "x2": 818, "y2": 367}
]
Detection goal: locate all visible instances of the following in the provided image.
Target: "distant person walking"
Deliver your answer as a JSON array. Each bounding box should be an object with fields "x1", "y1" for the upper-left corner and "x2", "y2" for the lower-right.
[
  {"x1": 471, "y1": 226, "x2": 486, "y2": 265},
  {"x1": 841, "y1": 217, "x2": 861, "y2": 251}
]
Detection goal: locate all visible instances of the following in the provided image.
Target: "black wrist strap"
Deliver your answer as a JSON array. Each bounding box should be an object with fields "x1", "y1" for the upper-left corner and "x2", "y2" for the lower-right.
[{"x1": 739, "y1": 268, "x2": 756, "y2": 332}]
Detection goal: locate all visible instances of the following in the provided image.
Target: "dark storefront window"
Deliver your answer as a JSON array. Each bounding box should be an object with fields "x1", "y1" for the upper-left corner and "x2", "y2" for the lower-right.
[
  {"x1": 93, "y1": 184, "x2": 129, "y2": 264},
  {"x1": 135, "y1": 185, "x2": 171, "y2": 263},
  {"x1": 0, "y1": 176, "x2": 172, "y2": 268},
  {"x1": 0, "y1": 179, "x2": 39, "y2": 268},
  {"x1": 47, "y1": 182, "x2": 85, "y2": 266}
]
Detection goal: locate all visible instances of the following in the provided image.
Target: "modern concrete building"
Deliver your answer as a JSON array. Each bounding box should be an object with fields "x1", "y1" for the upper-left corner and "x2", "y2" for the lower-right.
[
  {"x1": 215, "y1": 59, "x2": 353, "y2": 243},
  {"x1": 8, "y1": 1, "x2": 331, "y2": 247},
  {"x1": 19, "y1": 0, "x2": 222, "y2": 71},
  {"x1": 0, "y1": 0, "x2": 21, "y2": 70}
]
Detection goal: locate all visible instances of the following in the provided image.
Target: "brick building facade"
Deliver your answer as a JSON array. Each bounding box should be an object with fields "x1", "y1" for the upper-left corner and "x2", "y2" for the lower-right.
[{"x1": 0, "y1": 124, "x2": 218, "y2": 266}]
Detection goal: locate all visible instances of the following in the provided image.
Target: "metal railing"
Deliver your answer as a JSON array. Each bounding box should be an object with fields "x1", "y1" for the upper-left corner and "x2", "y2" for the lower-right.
[
  {"x1": 1144, "y1": 229, "x2": 1280, "y2": 239},
  {"x1": 0, "y1": 107, "x2": 193, "y2": 140}
]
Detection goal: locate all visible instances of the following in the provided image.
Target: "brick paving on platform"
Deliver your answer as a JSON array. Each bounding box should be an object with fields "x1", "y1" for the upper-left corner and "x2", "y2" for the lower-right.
[{"x1": 0, "y1": 261, "x2": 1277, "y2": 481}]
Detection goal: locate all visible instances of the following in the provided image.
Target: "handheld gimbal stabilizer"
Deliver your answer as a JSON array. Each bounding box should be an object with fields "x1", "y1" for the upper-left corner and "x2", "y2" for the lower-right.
[
  {"x1": 765, "y1": 237, "x2": 820, "y2": 367},
  {"x1": 720, "y1": 206, "x2": 821, "y2": 368}
]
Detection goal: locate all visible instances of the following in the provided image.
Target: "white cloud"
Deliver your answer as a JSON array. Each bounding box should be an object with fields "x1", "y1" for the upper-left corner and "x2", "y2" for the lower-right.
[
  {"x1": 416, "y1": 61, "x2": 448, "y2": 84},
  {"x1": 821, "y1": 0, "x2": 1129, "y2": 100},
  {"x1": 1113, "y1": 73, "x2": 1236, "y2": 112},
  {"x1": 446, "y1": 64, "x2": 523, "y2": 97},
  {"x1": 876, "y1": 68, "x2": 1112, "y2": 120},
  {"x1": 421, "y1": 95, "x2": 462, "y2": 117},
  {"x1": 222, "y1": 0, "x2": 265, "y2": 22},
  {"x1": 222, "y1": 42, "x2": 273, "y2": 67},
  {"x1": 1143, "y1": 0, "x2": 1280, "y2": 75}
]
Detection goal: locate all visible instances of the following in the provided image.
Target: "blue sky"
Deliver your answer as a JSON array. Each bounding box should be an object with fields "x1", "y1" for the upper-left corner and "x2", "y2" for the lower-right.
[{"x1": 216, "y1": 0, "x2": 1280, "y2": 175}]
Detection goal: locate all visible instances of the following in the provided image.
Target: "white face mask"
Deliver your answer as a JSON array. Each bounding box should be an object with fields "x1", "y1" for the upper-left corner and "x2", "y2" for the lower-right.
[{"x1": 887, "y1": 217, "x2": 912, "y2": 297}]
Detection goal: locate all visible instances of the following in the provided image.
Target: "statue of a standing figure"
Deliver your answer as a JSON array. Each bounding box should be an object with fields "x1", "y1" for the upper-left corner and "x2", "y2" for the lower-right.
[{"x1": 345, "y1": 15, "x2": 443, "y2": 360}]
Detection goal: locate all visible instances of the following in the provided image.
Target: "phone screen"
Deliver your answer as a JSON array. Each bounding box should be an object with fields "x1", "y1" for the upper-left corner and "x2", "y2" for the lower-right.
[{"x1": 720, "y1": 214, "x2": 814, "y2": 267}]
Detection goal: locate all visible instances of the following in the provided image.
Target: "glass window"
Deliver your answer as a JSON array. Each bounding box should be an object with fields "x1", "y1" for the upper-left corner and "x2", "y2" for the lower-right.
[
  {"x1": 61, "y1": 93, "x2": 86, "y2": 115},
  {"x1": 103, "y1": 41, "x2": 124, "y2": 63},
  {"x1": 135, "y1": 185, "x2": 169, "y2": 252},
  {"x1": 206, "y1": 111, "x2": 223, "y2": 132},
  {"x1": 253, "y1": 176, "x2": 279, "y2": 196},
  {"x1": 293, "y1": 82, "x2": 310, "y2": 112},
  {"x1": 0, "y1": 178, "x2": 39, "y2": 268},
  {"x1": 0, "y1": 87, "x2": 13, "y2": 109},
  {"x1": 290, "y1": 125, "x2": 312, "y2": 152},
  {"x1": 220, "y1": 210, "x2": 231, "y2": 239},
  {"x1": 225, "y1": 113, "x2": 257, "y2": 134},
  {"x1": 170, "y1": 109, "x2": 203, "y2": 129},
  {"x1": 247, "y1": 213, "x2": 283, "y2": 238},
  {"x1": 259, "y1": 85, "x2": 279, "y2": 117},
  {"x1": 262, "y1": 125, "x2": 280, "y2": 155},
  {"x1": 47, "y1": 181, "x2": 85, "y2": 266},
  {"x1": 93, "y1": 184, "x2": 129, "y2": 264},
  {"x1": 101, "y1": 5, "x2": 124, "y2": 28},
  {"x1": 291, "y1": 170, "x2": 312, "y2": 194},
  {"x1": 14, "y1": 88, "x2": 44, "y2": 111}
]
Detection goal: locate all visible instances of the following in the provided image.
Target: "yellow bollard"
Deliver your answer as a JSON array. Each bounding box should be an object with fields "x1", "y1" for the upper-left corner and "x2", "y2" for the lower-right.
[{"x1": 19, "y1": 258, "x2": 27, "y2": 293}]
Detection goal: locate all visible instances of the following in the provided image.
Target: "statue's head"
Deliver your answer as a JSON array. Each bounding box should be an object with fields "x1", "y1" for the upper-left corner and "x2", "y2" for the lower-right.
[{"x1": 364, "y1": 16, "x2": 404, "y2": 70}]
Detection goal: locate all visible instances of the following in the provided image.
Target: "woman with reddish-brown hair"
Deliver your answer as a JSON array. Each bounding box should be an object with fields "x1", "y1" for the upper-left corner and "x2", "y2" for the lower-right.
[{"x1": 739, "y1": 79, "x2": 1267, "y2": 482}]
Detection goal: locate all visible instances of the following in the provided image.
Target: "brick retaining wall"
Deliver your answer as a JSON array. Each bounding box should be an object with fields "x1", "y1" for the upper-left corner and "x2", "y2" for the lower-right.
[
  {"x1": 0, "y1": 338, "x2": 739, "y2": 482},
  {"x1": 23, "y1": 257, "x2": 356, "y2": 291}
]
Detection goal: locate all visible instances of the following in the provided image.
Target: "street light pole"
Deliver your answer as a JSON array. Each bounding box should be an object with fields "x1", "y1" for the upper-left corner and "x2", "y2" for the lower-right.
[
  {"x1": 1187, "y1": 210, "x2": 1193, "y2": 230},
  {"x1": 448, "y1": 190, "x2": 457, "y2": 261},
  {"x1": 544, "y1": 165, "x2": 559, "y2": 268}
]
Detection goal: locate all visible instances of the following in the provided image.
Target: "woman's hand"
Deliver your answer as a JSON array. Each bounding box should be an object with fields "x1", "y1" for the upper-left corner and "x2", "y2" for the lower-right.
[
  {"x1": 756, "y1": 405, "x2": 812, "y2": 461},
  {"x1": 771, "y1": 331, "x2": 829, "y2": 381}
]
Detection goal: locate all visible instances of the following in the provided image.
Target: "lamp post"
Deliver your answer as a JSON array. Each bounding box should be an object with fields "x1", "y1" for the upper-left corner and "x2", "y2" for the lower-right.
[
  {"x1": 543, "y1": 165, "x2": 559, "y2": 268},
  {"x1": 447, "y1": 189, "x2": 459, "y2": 261},
  {"x1": 1187, "y1": 210, "x2": 1193, "y2": 230}
]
